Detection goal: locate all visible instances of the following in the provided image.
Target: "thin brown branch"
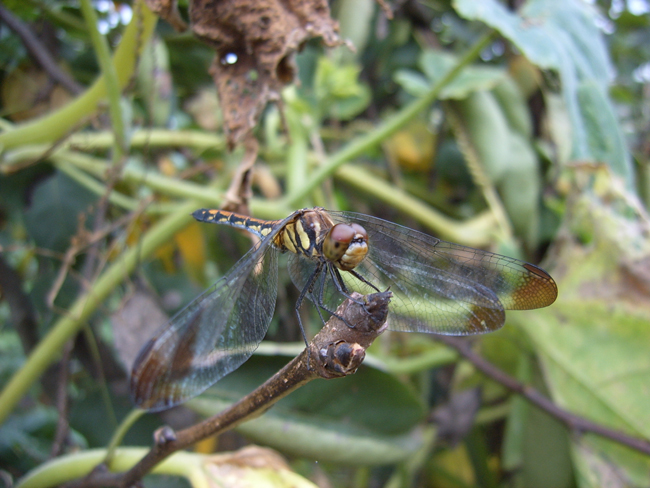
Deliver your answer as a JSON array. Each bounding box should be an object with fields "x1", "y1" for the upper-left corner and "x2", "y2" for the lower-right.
[
  {"x1": 222, "y1": 135, "x2": 259, "y2": 215},
  {"x1": 435, "y1": 335, "x2": 650, "y2": 456},
  {"x1": 66, "y1": 290, "x2": 392, "y2": 488},
  {"x1": 0, "y1": 255, "x2": 39, "y2": 353},
  {"x1": 49, "y1": 185, "x2": 140, "y2": 455},
  {"x1": 0, "y1": 4, "x2": 83, "y2": 95},
  {"x1": 50, "y1": 341, "x2": 74, "y2": 457}
]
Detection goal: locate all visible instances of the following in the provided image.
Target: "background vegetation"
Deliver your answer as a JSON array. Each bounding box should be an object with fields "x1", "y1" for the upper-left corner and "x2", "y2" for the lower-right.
[{"x1": 1, "y1": 0, "x2": 649, "y2": 487}]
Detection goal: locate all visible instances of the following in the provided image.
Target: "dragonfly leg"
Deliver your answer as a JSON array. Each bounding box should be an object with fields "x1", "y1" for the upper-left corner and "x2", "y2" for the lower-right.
[
  {"x1": 330, "y1": 267, "x2": 385, "y2": 325},
  {"x1": 347, "y1": 269, "x2": 381, "y2": 293},
  {"x1": 315, "y1": 266, "x2": 355, "y2": 321},
  {"x1": 294, "y1": 262, "x2": 326, "y2": 346},
  {"x1": 294, "y1": 262, "x2": 345, "y2": 336},
  {"x1": 328, "y1": 266, "x2": 366, "y2": 304},
  {"x1": 322, "y1": 266, "x2": 373, "y2": 329}
]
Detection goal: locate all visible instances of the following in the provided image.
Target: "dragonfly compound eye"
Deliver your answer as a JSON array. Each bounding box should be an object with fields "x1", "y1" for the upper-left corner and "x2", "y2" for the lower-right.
[
  {"x1": 324, "y1": 224, "x2": 355, "y2": 261},
  {"x1": 324, "y1": 223, "x2": 369, "y2": 271}
]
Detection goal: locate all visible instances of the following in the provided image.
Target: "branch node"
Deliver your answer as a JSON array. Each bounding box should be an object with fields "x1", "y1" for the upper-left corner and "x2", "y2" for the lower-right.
[{"x1": 153, "y1": 426, "x2": 177, "y2": 446}]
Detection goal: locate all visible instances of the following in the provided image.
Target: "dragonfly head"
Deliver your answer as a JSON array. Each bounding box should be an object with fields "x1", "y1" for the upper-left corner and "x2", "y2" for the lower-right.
[{"x1": 323, "y1": 223, "x2": 369, "y2": 271}]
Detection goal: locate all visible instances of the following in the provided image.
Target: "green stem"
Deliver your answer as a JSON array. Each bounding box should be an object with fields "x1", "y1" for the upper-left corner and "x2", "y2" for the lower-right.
[
  {"x1": 79, "y1": 0, "x2": 126, "y2": 155},
  {"x1": 3, "y1": 144, "x2": 291, "y2": 219},
  {"x1": 64, "y1": 151, "x2": 219, "y2": 202},
  {"x1": 0, "y1": 1, "x2": 157, "y2": 149},
  {"x1": 105, "y1": 409, "x2": 146, "y2": 465},
  {"x1": 283, "y1": 31, "x2": 496, "y2": 208},
  {"x1": 3, "y1": 145, "x2": 224, "y2": 207},
  {"x1": 334, "y1": 164, "x2": 496, "y2": 246},
  {"x1": 16, "y1": 448, "x2": 201, "y2": 488},
  {"x1": 27, "y1": 0, "x2": 88, "y2": 32},
  {"x1": 381, "y1": 347, "x2": 458, "y2": 375},
  {"x1": 57, "y1": 161, "x2": 142, "y2": 211},
  {"x1": 0, "y1": 201, "x2": 198, "y2": 424},
  {"x1": 285, "y1": 115, "x2": 309, "y2": 197},
  {"x1": 67, "y1": 129, "x2": 225, "y2": 151}
]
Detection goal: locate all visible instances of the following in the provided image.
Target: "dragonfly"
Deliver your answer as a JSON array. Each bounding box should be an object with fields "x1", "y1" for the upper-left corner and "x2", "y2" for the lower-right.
[{"x1": 131, "y1": 207, "x2": 558, "y2": 411}]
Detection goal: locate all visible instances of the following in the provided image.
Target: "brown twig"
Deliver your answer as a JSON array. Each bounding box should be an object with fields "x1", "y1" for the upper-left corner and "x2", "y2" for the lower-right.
[
  {"x1": 435, "y1": 335, "x2": 650, "y2": 456},
  {"x1": 0, "y1": 255, "x2": 39, "y2": 354},
  {"x1": 50, "y1": 341, "x2": 74, "y2": 457},
  {"x1": 221, "y1": 135, "x2": 259, "y2": 215},
  {"x1": 66, "y1": 290, "x2": 392, "y2": 488},
  {"x1": 0, "y1": 4, "x2": 83, "y2": 95},
  {"x1": 48, "y1": 171, "x2": 136, "y2": 455}
]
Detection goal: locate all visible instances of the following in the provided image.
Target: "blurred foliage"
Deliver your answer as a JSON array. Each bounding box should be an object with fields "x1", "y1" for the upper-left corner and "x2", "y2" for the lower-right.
[{"x1": 1, "y1": 0, "x2": 649, "y2": 487}]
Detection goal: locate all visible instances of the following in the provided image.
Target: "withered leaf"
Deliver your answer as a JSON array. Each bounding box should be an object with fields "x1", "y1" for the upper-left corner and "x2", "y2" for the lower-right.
[{"x1": 147, "y1": 0, "x2": 344, "y2": 148}]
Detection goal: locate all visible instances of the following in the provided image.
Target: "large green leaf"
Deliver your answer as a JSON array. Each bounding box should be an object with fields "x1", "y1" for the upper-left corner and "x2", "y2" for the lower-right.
[
  {"x1": 188, "y1": 353, "x2": 426, "y2": 466},
  {"x1": 24, "y1": 171, "x2": 97, "y2": 253},
  {"x1": 512, "y1": 169, "x2": 650, "y2": 487},
  {"x1": 519, "y1": 304, "x2": 650, "y2": 488},
  {"x1": 454, "y1": 0, "x2": 634, "y2": 188},
  {"x1": 501, "y1": 348, "x2": 574, "y2": 488},
  {"x1": 395, "y1": 50, "x2": 505, "y2": 100},
  {"x1": 455, "y1": 90, "x2": 541, "y2": 246}
]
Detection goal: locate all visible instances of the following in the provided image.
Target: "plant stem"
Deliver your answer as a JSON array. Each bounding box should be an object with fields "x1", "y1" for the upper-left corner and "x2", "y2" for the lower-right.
[
  {"x1": 67, "y1": 129, "x2": 225, "y2": 151},
  {"x1": 334, "y1": 164, "x2": 497, "y2": 246},
  {"x1": 2, "y1": 145, "x2": 224, "y2": 208},
  {"x1": 79, "y1": 0, "x2": 126, "y2": 156},
  {"x1": 57, "y1": 161, "x2": 143, "y2": 212},
  {"x1": 0, "y1": 1, "x2": 157, "y2": 149},
  {"x1": 15, "y1": 448, "x2": 199, "y2": 488},
  {"x1": 105, "y1": 409, "x2": 146, "y2": 465},
  {"x1": 283, "y1": 31, "x2": 496, "y2": 208}
]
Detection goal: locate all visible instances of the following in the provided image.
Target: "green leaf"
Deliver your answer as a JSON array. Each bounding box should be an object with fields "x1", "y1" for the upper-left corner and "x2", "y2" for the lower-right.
[
  {"x1": 420, "y1": 50, "x2": 506, "y2": 99},
  {"x1": 393, "y1": 70, "x2": 430, "y2": 98},
  {"x1": 491, "y1": 77, "x2": 532, "y2": 138},
  {"x1": 577, "y1": 80, "x2": 632, "y2": 182},
  {"x1": 314, "y1": 58, "x2": 372, "y2": 121},
  {"x1": 0, "y1": 405, "x2": 86, "y2": 474},
  {"x1": 512, "y1": 171, "x2": 650, "y2": 486},
  {"x1": 453, "y1": 0, "x2": 634, "y2": 188},
  {"x1": 24, "y1": 171, "x2": 97, "y2": 253},
  {"x1": 499, "y1": 132, "x2": 540, "y2": 246},
  {"x1": 394, "y1": 50, "x2": 505, "y2": 100},
  {"x1": 519, "y1": 304, "x2": 650, "y2": 487},
  {"x1": 189, "y1": 354, "x2": 426, "y2": 465},
  {"x1": 455, "y1": 91, "x2": 541, "y2": 246},
  {"x1": 502, "y1": 354, "x2": 573, "y2": 488}
]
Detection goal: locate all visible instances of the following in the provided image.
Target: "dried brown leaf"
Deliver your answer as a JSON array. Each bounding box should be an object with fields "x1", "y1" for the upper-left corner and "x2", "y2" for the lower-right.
[{"x1": 148, "y1": 0, "x2": 343, "y2": 148}]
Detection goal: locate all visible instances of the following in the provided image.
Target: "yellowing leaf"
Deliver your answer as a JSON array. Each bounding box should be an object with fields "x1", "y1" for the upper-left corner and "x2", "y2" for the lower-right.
[
  {"x1": 175, "y1": 221, "x2": 206, "y2": 283},
  {"x1": 384, "y1": 123, "x2": 436, "y2": 172}
]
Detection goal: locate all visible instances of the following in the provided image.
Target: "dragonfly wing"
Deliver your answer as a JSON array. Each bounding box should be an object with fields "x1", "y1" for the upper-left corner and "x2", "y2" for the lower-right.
[
  {"x1": 331, "y1": 212, "x2": 557, "y2": 335},
  {"x1": 130, "y1": 236, "x2": 280, "y2": 411}
]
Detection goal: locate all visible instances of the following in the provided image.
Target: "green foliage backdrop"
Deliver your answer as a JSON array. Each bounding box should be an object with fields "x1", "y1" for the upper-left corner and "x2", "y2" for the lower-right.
[{"x1": 0, "y1": 0, "x2": 649, "y2": 487}]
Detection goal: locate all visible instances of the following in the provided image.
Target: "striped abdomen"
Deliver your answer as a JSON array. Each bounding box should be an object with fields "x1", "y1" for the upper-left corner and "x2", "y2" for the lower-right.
[
  {"x1": 192, "y1": 208, "x2": 282, "y2": 239},
  {"x1": 192, "y1": 208, "x2": 332, "y2": 259}
]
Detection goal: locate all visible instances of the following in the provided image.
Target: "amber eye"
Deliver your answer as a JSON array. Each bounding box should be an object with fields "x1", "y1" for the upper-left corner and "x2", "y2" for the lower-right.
[
  {"x1": 350, "y1": 223, "x2": 367, "y2": 240},
  {"x1": 323, "y1": 224, "x2": 355, "y2": 261},
  {"x1": 330, "y1": 224, "x2": 355, "y2": 244}
]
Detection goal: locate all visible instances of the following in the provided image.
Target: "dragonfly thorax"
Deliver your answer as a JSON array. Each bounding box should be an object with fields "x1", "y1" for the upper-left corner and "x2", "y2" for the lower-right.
[{"x1": 274, "y1": 209, "x2": 369, "y2": 271}]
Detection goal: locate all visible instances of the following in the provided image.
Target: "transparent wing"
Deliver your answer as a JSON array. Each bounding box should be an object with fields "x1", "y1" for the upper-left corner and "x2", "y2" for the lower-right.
[
  {"x1": 130, "y1": 230, "x2": 281, "y2": 411},
  {"x1": 287, "y1": 252, "x2": 339, "y2": 311},
  {"x1": 326, "y1": 211, "x2": 557, "y2": 335}
]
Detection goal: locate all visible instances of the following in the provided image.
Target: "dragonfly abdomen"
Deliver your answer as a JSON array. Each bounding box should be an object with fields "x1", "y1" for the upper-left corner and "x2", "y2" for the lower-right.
[{"x1": 192, "y1": 208, "x2": 281, "y2": 239}]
